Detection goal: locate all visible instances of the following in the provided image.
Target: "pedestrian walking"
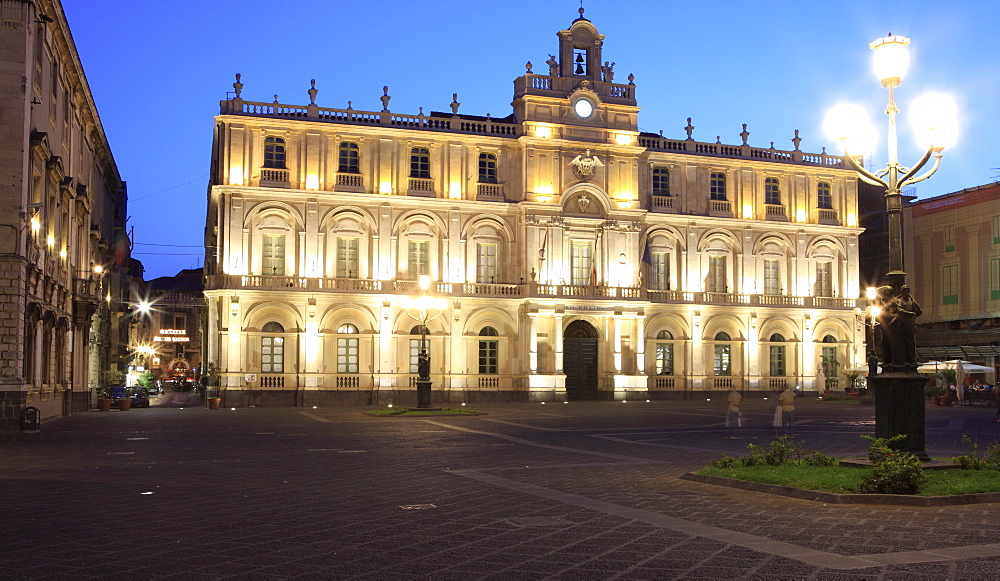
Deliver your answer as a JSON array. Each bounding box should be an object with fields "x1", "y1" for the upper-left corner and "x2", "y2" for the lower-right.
[
  {"x1": 725, "y1": 388, "x2": 742, "y2": 438},
  {"x1": 775, "y1": 387, "x2": 796, "y2": 436}
]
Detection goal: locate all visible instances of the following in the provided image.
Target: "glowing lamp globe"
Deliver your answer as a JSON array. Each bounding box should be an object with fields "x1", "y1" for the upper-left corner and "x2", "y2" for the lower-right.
[
  {"x1": 824, "y1": 103, "x2": 876, "y2": 155},
  {"x1": 870, "y1": 34, "x2": 910, "y2": 87},
  {"x1": 910, "y1": 92, "x2": 959, "y2": 151}
]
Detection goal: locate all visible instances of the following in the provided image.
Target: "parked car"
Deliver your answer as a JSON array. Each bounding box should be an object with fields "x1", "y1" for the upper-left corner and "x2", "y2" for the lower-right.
[{"x1": 129, "y1": 387, "x2": 151, "y2": 408}]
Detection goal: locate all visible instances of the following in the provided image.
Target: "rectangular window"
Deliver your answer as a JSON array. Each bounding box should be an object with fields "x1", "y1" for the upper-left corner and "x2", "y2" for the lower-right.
[
  {"x1": 570, "y1": 242, "x2": 593, "y2": 286},
  {"x1": 764, "y1": 177, "x2": 781, "y2": 205},
  {"x1": 262, "y1": 234, "x2": 285, "y2": 276},
  {"x1": 407, "y1": 240, "x2": 429, "y2": 279},
  {"x1": 337, "y1": 337, "x2": 359, "y2": 373},
  {"x1": 822, "y1": 347, "x2": 838, "y2": 378},
  {"x1": 710, "y1": 172, "x2": 727, "y2": 201},
  {"x1": 652, "y1": 167, "x2": 670, "y2": 196},
  {"x1": 651, "y1": 252, "x2": 670, "y2": 290},
  {"x1": 338, "y1": 142, "x2": 359, "y2": 173},
  {"x1": 769, "y1": 345, "x2": 786, "y2": 376},
  {"x1": 336, "y1": 237, "x2": 359, "y2": 279},
  {"x1": 479, "y1": 340, "x2": 498, "y2": 374},
  {"x1": 476, "y1": 243, "x2": 496, "y2": 283},
  {"x1": 943, "y1": 264, "x2": 959, "y2": 304},
  {"x1": 713, "y1": 344, "x2": 731, "y2": 376},
  {"x1": 655, "y1": 343, "x2": 673, "y2": 375},
  {"x1": 410, "y1": 147, "x2": 430, "y2": 179},
  {"x1": 944, "y1": 225, "x2": 955, "y2": 253},
  {"x1": 409, "y1": 338, "x2": 422, "y2": 374},
  {"x1": 817, "y1": 182, "x2": 833, "y2": 209},
  {"x1": 993, "y1": 216, "x2": 1000, "y2": 245},
  {"x1": 478, "y1": 153, "x2": 497, "y2": 184},
  {"x1": 816, "y1": 261, "x2": 833, "y2": 297},
  {"x1": 707, "y1": 256, "x2": 726, "y2": 293},
  {"x1": 261, "y1": 336, "x2": 284, "y2": 373},
  {"x1": 991, "y1": 259, "x2": 1000, "y2": 301},
  {"x1": 763, "y1": 259, "x2": 781, "y2": 295},
  {"x1": 174, "y1": 316, "x2": 186, "y2": 331}
]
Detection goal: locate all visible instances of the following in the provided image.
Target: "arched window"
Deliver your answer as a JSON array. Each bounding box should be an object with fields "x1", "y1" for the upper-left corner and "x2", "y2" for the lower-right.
[
  {"x1": 714, "y1": 332, "x2": 731, "y2": 376},
  {"x1": 263, "y1": 136, "x2": 286, "y2": 169},
  {"x1": 769, "y1": 333, "x2": 786, "y2": 377},
  {"x1": 338, "y1": 142, "x2": 360, "y2": 174},
  {"x1": 652, "y1": 167, "x2": 670, "y2": 196},
  {"x1": 261, "y1": 322, "x2": 285, "y2": 374},
  {"x1": 655, "y1": 330, "x2": 674, "y2": 375},
  {"x1": 764, "y1": 177, "x2": 781, "y2": 205},
  {"x1": 817, "y1": 181, "x2": 832, "y2": 209},
  {"x1": 478, "y1": 153, "x2": 497, "y2": 184},
  {"x1": 410, "y1": 147, "x2": 430, "y2": 179},
  {"x1": 337, "y1": 323, "x2": 359, "y2": 374},
  {"x1": 710, "y1": 172, "x2": 727, "y2": 201},
  {"x1": 479, "y1": 326, "x2": 499, "y2": 374},
  {"x1": 409, "y1": 324, "x2": 429, "y2": 373},
  {"x1": 821, "y1": 334, "x2": 838, "y2": 379}
]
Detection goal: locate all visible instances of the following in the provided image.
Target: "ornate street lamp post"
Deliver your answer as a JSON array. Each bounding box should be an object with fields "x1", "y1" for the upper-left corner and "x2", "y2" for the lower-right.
[
  {"x1": 826, "y1": 34, "x2": 958, "y2": 459},
  {"x1": 401, "y1": 275, "x2": 447, "y2": 409}
]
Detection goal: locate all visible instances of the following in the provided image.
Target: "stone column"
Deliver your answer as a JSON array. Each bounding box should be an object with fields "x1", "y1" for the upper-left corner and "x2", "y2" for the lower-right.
[
  {"x1": 613, "y1": 313, "x2": 623, "y2": 372},
  {"x1": 554, "y1": 312, "x2": 564, "y2": 372},
  {"x1": 634, "y1": 314, "x2": 645, "y2": 373},
  {"x1": 528, "y1": 313, "x2": 538, "y2": 372}
]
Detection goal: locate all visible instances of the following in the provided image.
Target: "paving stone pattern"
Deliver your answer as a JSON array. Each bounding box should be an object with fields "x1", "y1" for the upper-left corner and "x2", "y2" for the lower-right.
[{"x1": 2, "y1": 399, "x2": 1000, "y2": 579}]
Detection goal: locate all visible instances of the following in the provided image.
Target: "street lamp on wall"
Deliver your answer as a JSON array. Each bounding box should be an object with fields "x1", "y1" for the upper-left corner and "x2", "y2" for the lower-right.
[
  {"x1": 401, "y1": 275, "x2": 447, "y2": 408},
  {"x1": 825, "y1": 34, "x2": 956, "y2": 460}
]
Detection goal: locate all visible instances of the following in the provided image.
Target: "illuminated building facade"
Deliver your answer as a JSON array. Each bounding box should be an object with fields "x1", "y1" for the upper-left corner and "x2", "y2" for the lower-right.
[
  {"x1": 141, "y1": 269, "x2": 204, "y2": 383},
  {"x1": 205, "y1": 13, "x2": 863, "y2": 405},
  {"x1": 0, "y1": 0, "x2": 130, "y2": 428},
  {"x1": 904, "y1": 182, "x2": 1000, "y2": 367}
]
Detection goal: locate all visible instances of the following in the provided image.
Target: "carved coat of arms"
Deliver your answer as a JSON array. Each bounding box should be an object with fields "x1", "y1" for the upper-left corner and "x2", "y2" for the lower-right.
[{"x1": 569, "y1": 149, "x2": 603, "y2": 182}]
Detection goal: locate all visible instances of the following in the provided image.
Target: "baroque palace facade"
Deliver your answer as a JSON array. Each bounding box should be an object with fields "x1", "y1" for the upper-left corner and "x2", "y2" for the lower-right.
[
  {"x1": 205, "y1": 13, "x2": 863, "y2": 405},
  {"x1": 0, "y1": 0, "x2": 130, "y2": 428}
]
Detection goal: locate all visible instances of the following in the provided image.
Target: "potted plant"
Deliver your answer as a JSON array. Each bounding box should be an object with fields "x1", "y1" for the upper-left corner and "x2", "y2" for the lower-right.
[
  {"x1": 925, "y1": 384, "x2": 944, "y2": 406},
  {"x1": 98, "y1": 367, "x2": 126, "y2": 411},
  {"x1": 204, "y1": 362, "x2": 222, "y2": 409},
  {"x1": 935, "y1": 369, "x2": 957, "y2": 406}
]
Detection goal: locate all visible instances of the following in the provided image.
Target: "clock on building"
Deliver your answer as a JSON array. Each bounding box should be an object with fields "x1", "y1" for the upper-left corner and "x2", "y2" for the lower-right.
[{"x1": 572, "y1": 97, "x2": 594, "y2": 119}]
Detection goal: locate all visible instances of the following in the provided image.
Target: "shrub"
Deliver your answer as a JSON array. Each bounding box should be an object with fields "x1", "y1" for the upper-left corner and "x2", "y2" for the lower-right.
[
  {"x1": 709, "y1": 455, "x2": 737, "y2": 469},
  {"x1": 984, "y1": 443, "x2": 1000, "y2": 471},
  {"x1": 803, "y1": 451, "x2": 837, "y2": 466},
  {"x1": 954, "y1": 435, "x2": 984, "y2": 470},
  {"x1": 859, "y1": 435, "x2": 926, "y2": 494}
]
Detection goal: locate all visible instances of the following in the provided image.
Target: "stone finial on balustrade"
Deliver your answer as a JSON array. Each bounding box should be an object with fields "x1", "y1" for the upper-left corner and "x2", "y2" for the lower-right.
[
  {"x1": 233, "y1": 73, "x2": 243, "y2": 99},
  {"x1": 770, "y1": 142, "x2": 775, "y2": 149},
  {"x1": 684, "y1": 117, "x2": 695, "y2": 141},
  {"x1": 273, "y1": 94, "x2": 279, "y2": 104},
  {"x1": 525, "y1": 61, "x2": 533, "y2": 74},
  {"x1": 347, "y1": 100, "x2": 353, "y2": 110},
  {"x1": 740, "y1": 123, "x2": 749, "y2": 146},
  {"x1": 308, "y1": 79, "x2": 318, "y2": 104},
  {"x1": 381, "y1": 86, "x2": 391, "y2": 111},
  {"x1": 792, "y1": 129, "x2": 802, "y2": 151},
  {"x1": 716, "y1": 136, "x2": 721, "y2": 144},
  {"x1": 450, "y1": 93, "x2": 460, "y2": 115},
  {"x1": 628, "y1": 73, "x2": 635, "y2": 85},
  {"x1": 419, "y1": 107, "x2": 424, "y2": 118}
]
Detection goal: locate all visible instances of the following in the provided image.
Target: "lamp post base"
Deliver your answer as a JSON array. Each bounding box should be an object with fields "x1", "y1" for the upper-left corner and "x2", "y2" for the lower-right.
[
  {"x1": 870, "y1": 372, "x2": 929, "y2": 461},
  {"x1": 415, "y1": 379, "x2": 435, "y2": 409}
]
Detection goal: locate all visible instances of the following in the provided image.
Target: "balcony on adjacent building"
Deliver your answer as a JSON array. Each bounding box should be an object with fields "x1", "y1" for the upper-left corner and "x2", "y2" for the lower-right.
[
  {"x1": 407, "y1": 178, "x2": 435, "y2": 196},
  {"x1": 335, "y1": 172, "x2": 364, "y2": 192},
  {"x1": 260, "y1": 168, "x2": 290, "y2": 187}
]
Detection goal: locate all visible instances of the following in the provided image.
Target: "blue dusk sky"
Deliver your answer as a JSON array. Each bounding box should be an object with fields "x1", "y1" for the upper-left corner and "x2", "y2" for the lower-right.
[{"x1": 62, "y1": 0, "x2": 1000, "y2": 279}]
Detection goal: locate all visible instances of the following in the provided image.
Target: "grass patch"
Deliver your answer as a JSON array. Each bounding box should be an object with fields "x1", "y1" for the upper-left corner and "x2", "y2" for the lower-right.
[
  {"x1": 366, "y1": 406, "x2": 483, "y2": 417},
  {"x1": 700, "y1": 463, "x2": 1000, "y2": 496}
]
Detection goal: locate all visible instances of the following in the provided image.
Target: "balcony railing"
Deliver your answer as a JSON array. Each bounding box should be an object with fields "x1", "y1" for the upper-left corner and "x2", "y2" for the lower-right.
[
  {"x1": 709, "y1": 200, "x2": 732, "y2": 215},
  {"x1": 476, "y1": 183, "x2": 503, "y2": 201},
  {"x1": 818, "y1": 209, "x2": 840, "y2": 224},
  {"x1": 650, "y1": 195, "x2": 675, "y2": 212},
  {"x1": 336, "y1": 173, "x2": 363, "y2": 189},
  {"x1": 765, "y1": 204, "x2": 787, "y2": 220},
  {"x1": 408, "y1": 178, "x2": 434, "y2": 195},
  {"x1": 260, "y1": 168, "x2": 289, "y2": 185},
  {"x1": 206, "y1": 275, "x2": 858, "y2": 309}
]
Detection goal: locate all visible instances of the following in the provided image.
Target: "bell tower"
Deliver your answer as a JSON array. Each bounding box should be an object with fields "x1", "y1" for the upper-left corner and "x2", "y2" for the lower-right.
[
  {"x1": 559, "y1": 8, "x2": 604, "y2": 80},
  {"x1": 511, "y1": 8, "x2": 638, "y2": 133}
]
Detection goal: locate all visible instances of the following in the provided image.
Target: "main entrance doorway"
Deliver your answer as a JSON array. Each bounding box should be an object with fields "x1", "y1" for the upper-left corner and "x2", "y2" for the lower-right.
[{"x1": 564, "y1": 320, "x2": 598, "y2": 400}]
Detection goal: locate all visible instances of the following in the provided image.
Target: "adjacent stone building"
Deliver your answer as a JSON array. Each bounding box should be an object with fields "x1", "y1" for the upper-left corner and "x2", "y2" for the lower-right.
[
  {"x1": 142, "y1": 268, "x2": 205, "y2": 383},
  {"x1": 0, "y1": 0, "x2": 130, "y2": 428},
  {"x1": 204, "y1": 12, "x2": 864, "y2": 405},
  {"x1": 904, "y1": 181, "x2": 1000, "y2": 367}
]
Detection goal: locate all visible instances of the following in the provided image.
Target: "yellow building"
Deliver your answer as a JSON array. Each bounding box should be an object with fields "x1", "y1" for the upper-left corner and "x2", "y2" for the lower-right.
[
  {"x1": 204, "y1": 13, "x2": 863, "y2": 405},
  {"x1": 0, "y1": 0, "x2": 130, "y2": 428},
  {"x1": 904, "y1": 181, "x2": 1000, "y2": 366}
]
